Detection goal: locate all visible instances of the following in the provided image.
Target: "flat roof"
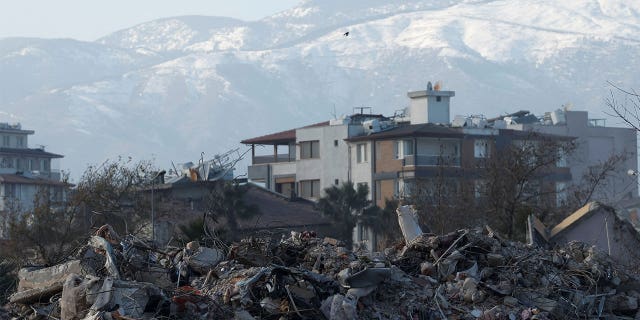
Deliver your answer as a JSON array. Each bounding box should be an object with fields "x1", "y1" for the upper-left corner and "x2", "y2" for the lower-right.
[
  {"x1": 407, "y1": 90, "x2": 455, "y2": 98},
  {"x1": 346, "y1": 124, "x2": 573, "y2": 142}
]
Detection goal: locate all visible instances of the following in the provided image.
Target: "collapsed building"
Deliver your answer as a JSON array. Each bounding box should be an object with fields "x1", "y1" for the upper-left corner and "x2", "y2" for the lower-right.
[{"x1": 3, "y1": 205, "x2": 640, "y2": 319}]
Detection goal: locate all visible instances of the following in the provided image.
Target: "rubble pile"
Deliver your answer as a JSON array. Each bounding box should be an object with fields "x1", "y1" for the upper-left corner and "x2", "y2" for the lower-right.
[{"x1": 3, "y1": 208, "x2": 640, "y2": 319}]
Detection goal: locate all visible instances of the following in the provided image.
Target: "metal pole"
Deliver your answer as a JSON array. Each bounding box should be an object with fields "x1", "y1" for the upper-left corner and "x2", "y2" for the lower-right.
[{"x1": 151, "y1": 179, "x2": 155, "y2": 244}]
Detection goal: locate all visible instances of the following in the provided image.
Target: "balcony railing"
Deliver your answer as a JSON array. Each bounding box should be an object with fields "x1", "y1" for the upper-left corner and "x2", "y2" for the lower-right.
[
  {"x1": 402, "y1": 155, "x2": 460, "y2": 167},
  {"x1": 252, "y1": 154, "x2": 294, "y2": 165}
]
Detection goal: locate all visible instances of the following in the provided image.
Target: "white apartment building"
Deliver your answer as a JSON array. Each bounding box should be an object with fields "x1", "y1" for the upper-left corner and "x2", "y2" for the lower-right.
[{"x1": 0, "y1": 123, "x2": 66, "y2": 238}]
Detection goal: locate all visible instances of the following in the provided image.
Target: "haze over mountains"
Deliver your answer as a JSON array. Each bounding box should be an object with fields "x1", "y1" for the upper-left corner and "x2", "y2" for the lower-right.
[{"x1": 1, "y1": 0, "x2": 639, "y2": 179}]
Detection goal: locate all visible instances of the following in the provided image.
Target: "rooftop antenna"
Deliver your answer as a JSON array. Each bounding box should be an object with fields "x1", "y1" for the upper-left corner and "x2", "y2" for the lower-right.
[{"x1": 353, "y1": 106, "x2": 373, "y2": 115}]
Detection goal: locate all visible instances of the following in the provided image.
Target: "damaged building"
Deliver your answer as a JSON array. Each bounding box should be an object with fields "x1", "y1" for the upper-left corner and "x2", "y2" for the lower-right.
[{"x1": 528, "y1": 201, "x2": 640, "y2": 269}]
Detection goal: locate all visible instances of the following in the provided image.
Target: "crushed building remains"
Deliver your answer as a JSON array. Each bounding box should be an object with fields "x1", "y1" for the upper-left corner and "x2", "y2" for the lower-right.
[{"x1": 3, "y1": 204, "x2": 640, "y2": 319}]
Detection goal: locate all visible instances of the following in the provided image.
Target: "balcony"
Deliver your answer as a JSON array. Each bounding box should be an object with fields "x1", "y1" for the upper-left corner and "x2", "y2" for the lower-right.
[
  {"x1": 248, "y1": 161, "x2": 296, "y2": 182},
  {"x1": 252, "y1": 154, "x2": 294, "y2": 165},
  {"x1": 402, "y1": 155, "x2": 460, "y2": 167}
]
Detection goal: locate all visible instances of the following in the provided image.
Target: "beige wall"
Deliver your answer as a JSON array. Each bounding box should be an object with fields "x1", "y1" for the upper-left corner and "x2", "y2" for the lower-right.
[{"x1": 375, "y1": 140, "x2": 403, "y2": 173}]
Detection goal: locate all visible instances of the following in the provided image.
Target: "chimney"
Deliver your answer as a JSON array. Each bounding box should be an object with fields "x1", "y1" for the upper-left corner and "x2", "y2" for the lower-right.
[{"x1": 406, "y1": 82, "x2": 455, "y2": 125}]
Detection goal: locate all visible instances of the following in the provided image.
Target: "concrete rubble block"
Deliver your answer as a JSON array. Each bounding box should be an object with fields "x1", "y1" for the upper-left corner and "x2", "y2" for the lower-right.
[
  {"x1": 606, "y1": 294, "x2": 638, "y2": 312},
  {"x1": 503, "y1": 296, "x2": 519, "y2": 307},
  {"x1": 10, "y1": 260, "x2": 93, "y2": 304},
  {"x1": 420, "y1": 261, "x2": 435, "y2": 276},
  {"x1": 345, "y1": 267, "x2": 391, "y2": 288},
  {"x1": 60, "y1": 273, "x2": 101, "y2": 320},
  {"x1": 516, "y1": 292, "x2": 561, "y2": 317},
  {"x1": 59, "y1": 274, "x2": 163, "y2": 320},
  {"x1": 321, "y1": 294, "x2": 349, "y2": 320},
  {"x1": 88, "y1": 235, "x2": 120, "y2": 279},
  {"x1": 186, "y1": 246, "x2": 224, "y2": 274},
  {"x1": 396, "y1": 205, "x2": 423, "y2": 244},
  {"x1": 486, "y1": 253, "x2": 505, "y2": 267},
  {"x1": 323, "y1": 237, "x2": 342, "y2": 246},
  {"x1": 234, "y1": 309, "x2": 256, "y2": 320}
]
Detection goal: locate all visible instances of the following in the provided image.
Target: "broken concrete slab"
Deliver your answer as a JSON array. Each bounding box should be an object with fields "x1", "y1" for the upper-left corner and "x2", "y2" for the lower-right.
[
  {"x1": 185, "y1": 246, "x2": 224, "y2": 274},
  {"x1": 10, "y1": 260, "x2": 93, "y2": 304}
]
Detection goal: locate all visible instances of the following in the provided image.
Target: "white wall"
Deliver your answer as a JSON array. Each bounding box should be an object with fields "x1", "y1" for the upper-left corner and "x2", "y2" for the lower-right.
[
  {"x1": 349, "y1": 141, "x2": 373, "y2": 199},
  {"x1": 296, "y1": 124, "x2": 351, "y2": 199}
]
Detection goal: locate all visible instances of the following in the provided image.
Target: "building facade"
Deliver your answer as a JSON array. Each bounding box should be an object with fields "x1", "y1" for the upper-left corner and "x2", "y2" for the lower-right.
[
  {"x1": 495, "y1": 109, "x2": 638, "y2": 204},
  {"x1": 241, "y1": 85, "x2": 638, "y2": 249},
  {"x1": 0, "y1": 123, "x2": 66, "y2": 238}
]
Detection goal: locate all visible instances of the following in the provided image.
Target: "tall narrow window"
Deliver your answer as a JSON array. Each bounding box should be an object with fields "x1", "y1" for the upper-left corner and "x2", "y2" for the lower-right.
[
  {"x1": 2, "y1": 136, "x2": 9, "y2": 147},
  {"x1": 356, "y1": 143, "x2": 368, "y2": 163},
  {"x1": 474, "y1": 139, "x2": 489, "y2": 158}
]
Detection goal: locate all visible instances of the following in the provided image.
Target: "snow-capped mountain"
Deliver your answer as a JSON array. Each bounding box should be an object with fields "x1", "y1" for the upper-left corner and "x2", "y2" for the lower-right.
[{"x1": 1, "y1": 0, "x2": 639, "y2": 180}]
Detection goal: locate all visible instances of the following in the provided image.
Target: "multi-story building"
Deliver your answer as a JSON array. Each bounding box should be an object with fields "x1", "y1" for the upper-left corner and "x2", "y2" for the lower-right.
[
  {"x1": 0, "y1": 123, "x2": 66, "y2": 238},
  {"x1": 242, "y1": 85, "x2": 637, "y2": 249},
  {"x1": 241, "y1": 115, "x2": 387, "y2": 201},
  {"x1": 492, "y1": 109, "x2": 638, "y2": 203}
]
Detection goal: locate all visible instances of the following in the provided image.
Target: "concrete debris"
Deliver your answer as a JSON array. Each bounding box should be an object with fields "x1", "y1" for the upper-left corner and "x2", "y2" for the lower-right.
[{"x1": 3, "y1": 222, "x2": 640, "y2": 319}]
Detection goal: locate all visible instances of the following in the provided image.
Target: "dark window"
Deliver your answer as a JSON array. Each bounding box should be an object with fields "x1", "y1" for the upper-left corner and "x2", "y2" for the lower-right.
[
  {"x1": 334, "y1": 140, "x2": 338, "y2": 147},
  {"x1": 300, "y1": 180, "x2": 321, "y2": 198},
  {"x1": 436, "y1": 96, "x2": 442, "y2": 102},
  {"x1": 334, "y1": 179, "x2": 339, "y2": 185},
  {"x1": 300, "y1": 141, "x2": 320, "y2": 159}
]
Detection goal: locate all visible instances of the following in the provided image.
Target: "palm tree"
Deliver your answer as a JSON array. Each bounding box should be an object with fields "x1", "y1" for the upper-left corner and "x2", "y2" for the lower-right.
[
  {"x1": 205, "y1": 182, "x2": 260, "y2": 240},
  {"x1": 317, "y1": 181, "x2": 371, "y2": 248}
]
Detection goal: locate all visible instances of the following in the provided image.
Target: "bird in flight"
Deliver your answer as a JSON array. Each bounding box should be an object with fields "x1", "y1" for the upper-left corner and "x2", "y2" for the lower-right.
[{"x1": 343, "y1": 31, "x2": 349, "y2": 37}]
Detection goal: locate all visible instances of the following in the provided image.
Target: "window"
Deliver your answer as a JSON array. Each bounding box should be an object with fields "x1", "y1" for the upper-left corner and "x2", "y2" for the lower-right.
[
  {"x1": 4, "y1": 183, "x2": 19, "y2": 199},
  {"x1": 375, "y1": 180, "x2": 382, "y2": 201},
  {"x1": 436, "y1": 96, "x2": 442, "y2": 102},
  {"x1": 43, "y1": 160, "x2": 50, "y2": 171},
  {"x1": 474, "y1": 139, "x2": 489, "y2": 158},
  {"x1": 556, "y1": 148, "x2": 567, "y2": 167},
  {"x1": 300, "y1": 180, "x2": 320, "y2": 198},
  {"x1": 16, "y1": 136, "x2": 24, "y2": 147},
  {"x1": 300, "y1": 141, "x2": 320, "y2": 159},
  {"x1": 394, "y1": 140, "x2": 414, "y2": 159},
  {"x1": 356, "y1": 143, "x2": 368, "y2": 163},
  {"x1": 27, "y1": 159, "x2": 33, "y2": 170},
  {"x1": 394, "y1": 179, "x2": 413, "y2": 198},
  {"x1": 0, "y1": 157, "x2": 13, "y2": 168},
  {"x1": 2, "y1": 136, "x2": 9, "y2": 147},
  {"x1": 474, "y1": 180, "x2": 487, "y2": 201},
  {"x1": 334, "y1": 179, "x2": 339, "y2": 185},
  {"x1": 556, "y1": 182, "x2": 567, "y2": 207},
  {"x1": 16, "y1": 158, "x2": 24, "y2": 171},
  {"x1": 334, "y1": 140, "x2": 338, "y2": 147}
]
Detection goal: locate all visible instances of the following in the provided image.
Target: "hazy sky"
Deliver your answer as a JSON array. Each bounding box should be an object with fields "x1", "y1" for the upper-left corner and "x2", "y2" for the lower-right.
[{"x1": 0, "y1": 0, "x2": 301, "y2": 41}]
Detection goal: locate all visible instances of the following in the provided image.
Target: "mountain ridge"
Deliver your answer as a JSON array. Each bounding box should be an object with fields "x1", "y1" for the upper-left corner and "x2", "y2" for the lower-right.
[{"x1": 1, "y1": 0, "x2": 639, "y2": 179}]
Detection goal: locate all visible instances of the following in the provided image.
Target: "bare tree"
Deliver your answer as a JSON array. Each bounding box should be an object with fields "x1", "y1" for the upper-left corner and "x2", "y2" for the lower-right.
[
  {"x1": 2, "y1": 157, "x2": 155, "y2": 265},
  {"x1": 480, "y1": 133, "x2": 576, "y2": 240},
  {"x1": 566, "y1": 152, "x2": 630, "y2": 210},
  {"x1": 408, "y1": 132, "x2": 576, "y2": 240},
  {"x1": 606, "y1": 82, "x2": 640, "y2": 132}
]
